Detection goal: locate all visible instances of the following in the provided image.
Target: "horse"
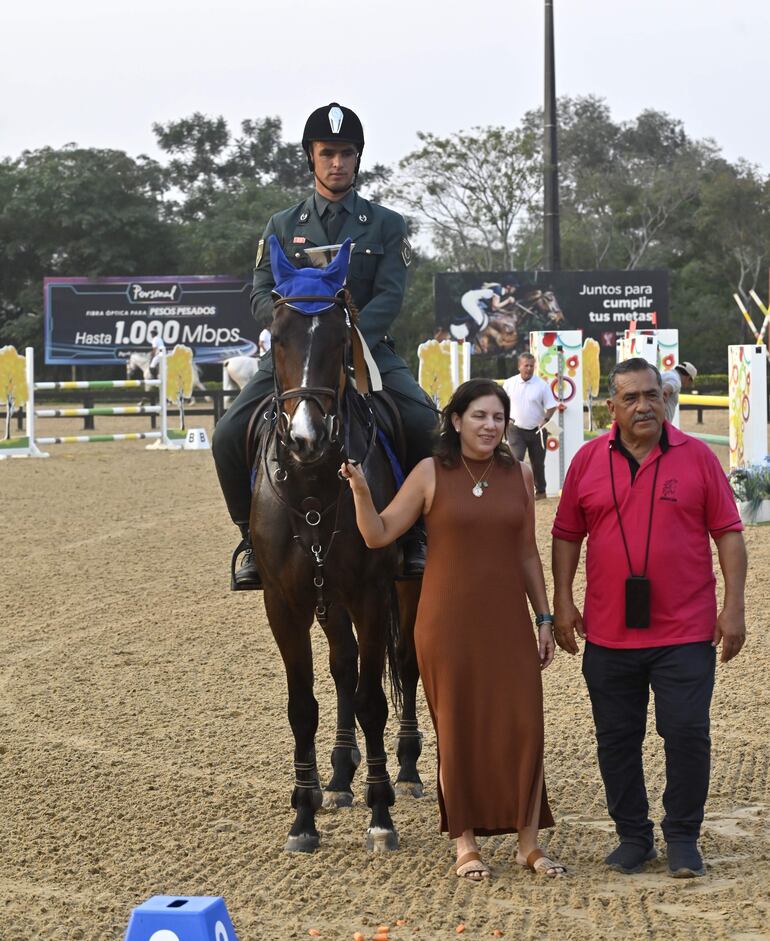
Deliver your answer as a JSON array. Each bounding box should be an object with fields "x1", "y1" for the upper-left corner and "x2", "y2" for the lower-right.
[
  {"x1": 125, "y1": 352, "x2": 209, "y2": 398},
  {"x1": 222, "y1": 355, "x2": 261, "y2": 400},
  {"x1": 248, "y1": 235, "x2": 424, "y2": 854}
]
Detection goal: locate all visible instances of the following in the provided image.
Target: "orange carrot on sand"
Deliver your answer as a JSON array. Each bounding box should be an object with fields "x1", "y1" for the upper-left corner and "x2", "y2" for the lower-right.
[{"x1": 456, "y1": 926, "x2": 466, "y2": 935}]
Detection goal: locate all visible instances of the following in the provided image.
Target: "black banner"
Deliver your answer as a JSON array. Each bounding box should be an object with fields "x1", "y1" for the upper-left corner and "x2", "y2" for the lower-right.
[
  {"x1": 434, "y1": 269, "x2": 669, "y2": 355},
  {"x1": 44, "y1": 276, "x2": 259, "y2": 365}
]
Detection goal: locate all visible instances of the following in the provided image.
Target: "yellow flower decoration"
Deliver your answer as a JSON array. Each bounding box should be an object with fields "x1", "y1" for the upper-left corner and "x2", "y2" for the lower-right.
[
  {"x1": 0, "y1": 345, "x2": 28, "y2": 407},
  {"x1": 165, "y1": 345, "x2": 194, "y2": 402},
  {"x1": 418, "y1": 339, "x2": 469, "y2": 409},
  {"x1": 582, "y1": 338, "x2": 600, "y2": 398}
]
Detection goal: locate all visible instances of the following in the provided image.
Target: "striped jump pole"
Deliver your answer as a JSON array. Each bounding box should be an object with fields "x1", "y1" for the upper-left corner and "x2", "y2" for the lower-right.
[{"x1": 1, "y1": 347, "x2": 177, "y2": 457}]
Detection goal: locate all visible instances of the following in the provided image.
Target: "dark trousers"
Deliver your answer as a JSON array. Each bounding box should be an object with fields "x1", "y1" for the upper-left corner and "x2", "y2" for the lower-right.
[
  {"x1": 212, "y1": 361, "x2": 437, "y2": 525},
  {"x1": 582, "y1": 640, "x2": 716, "y2": 846},
  {"x1": 507, "y1": 424, "x2": 547, "y2": 494}
]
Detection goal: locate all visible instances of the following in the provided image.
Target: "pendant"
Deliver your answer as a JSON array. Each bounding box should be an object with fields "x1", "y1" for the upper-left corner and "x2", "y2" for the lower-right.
[{"x1": 472, "y1": 484, "x2": 484, "y2": 497}]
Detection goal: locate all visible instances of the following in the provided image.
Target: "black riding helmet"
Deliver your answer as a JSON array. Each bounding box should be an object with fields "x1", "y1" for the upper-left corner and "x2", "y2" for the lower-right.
[{"x1": 302, "y1": 102, "x2": 365, "y2": 174}]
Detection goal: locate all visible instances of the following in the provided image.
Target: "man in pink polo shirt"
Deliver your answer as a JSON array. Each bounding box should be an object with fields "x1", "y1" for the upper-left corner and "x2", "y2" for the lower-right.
[{"x1": 552, "y1": 358, "x2": 746, "y2": 878}]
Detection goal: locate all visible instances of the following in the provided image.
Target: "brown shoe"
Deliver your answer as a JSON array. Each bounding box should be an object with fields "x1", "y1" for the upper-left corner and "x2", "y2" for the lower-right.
[{"x1": 535, "y1": 492, "x2": 547, "y2": 501}]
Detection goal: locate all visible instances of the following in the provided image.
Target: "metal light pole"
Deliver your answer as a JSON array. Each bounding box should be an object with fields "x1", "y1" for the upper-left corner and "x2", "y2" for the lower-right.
[{"x1": 543, "y1": 0, "x2": 561, "y2": 271}]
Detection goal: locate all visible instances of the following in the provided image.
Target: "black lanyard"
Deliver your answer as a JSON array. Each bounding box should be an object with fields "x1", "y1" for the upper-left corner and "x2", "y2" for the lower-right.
[{"x1": 608, "y1": 444, "x2": 661, "y2": 578}]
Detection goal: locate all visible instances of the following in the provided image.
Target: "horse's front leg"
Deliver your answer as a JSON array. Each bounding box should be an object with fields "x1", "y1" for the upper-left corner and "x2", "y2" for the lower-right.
[
  {"x1": 394, "y1": 580, "x2": 424, "y2": 798},
  {"x1": 351, "y1": 592, "x2": 399, "y2": 853},
  {"x1": 264, "y1": 591, "x2": 323, "y2": 853},
  {"x1": 319, "y1": 606, "x2": 361, "y2": 809}
]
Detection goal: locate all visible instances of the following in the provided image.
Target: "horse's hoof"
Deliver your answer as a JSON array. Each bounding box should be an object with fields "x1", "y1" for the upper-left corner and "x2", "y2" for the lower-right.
[
  {"x1": 284, "y1": 833, "x2": 320, "y2": 853},
  {"x1": 395, "y1": 780, "x2": 424, "y2": 799},
  {"x1": 366, "y1": 827, "x2": 399, "y2": 853},
  {"x1": 322, "y1": 790, "x2": 354, "y2": 810}
]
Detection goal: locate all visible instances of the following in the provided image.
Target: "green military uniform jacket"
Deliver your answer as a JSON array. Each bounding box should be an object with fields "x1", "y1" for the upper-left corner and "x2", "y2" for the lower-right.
[{"x1": 251, "y1": 190, "x2": 411, "y2": 374}]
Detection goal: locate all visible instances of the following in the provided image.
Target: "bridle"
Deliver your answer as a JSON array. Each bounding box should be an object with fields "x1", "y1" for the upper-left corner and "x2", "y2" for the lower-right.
[{"x1": 271, "y1": 293, "x2": 348, "y2": 454}]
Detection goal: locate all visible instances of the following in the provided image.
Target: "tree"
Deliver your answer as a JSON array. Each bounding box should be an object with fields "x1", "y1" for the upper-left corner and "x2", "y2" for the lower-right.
[
  {"x1": 386, "y1": 126, "x2": 541, "y2": 270},
  {"x1": 0, "y1": 146, "x2": 177, "y2": 351}
]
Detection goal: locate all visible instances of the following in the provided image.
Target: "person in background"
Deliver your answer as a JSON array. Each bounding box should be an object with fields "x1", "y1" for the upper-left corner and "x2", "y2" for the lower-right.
[
  {"x1": 257, "y1": 324, "x2": 271, "y2": 358},
  {"x1": 148, "y1": 334, "x2": 165, "y2": 378},
  {"x1": 552, "y1": 357, "x2": 746, "y2": 879},
  {"x1": 341, "y1": 378, "x2": 566, "y2": 881},
  {"x1": 661, "y1": 361, "x2": 697, "y2": 423},
  {"x1": 503, "y1": 352, "x2": 560, "y2": 500}
]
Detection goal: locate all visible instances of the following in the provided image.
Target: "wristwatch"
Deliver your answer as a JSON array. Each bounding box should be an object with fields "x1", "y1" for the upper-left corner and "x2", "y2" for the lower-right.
[{"x1": 535, "y1": 613, "x2": 554, "y2": 627}]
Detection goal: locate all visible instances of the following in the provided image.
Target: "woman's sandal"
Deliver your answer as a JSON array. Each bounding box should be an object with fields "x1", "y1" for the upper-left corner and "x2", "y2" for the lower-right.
[
  {"x1": 516, "y1": 848, "x2": 567, "y2": 878},
  {"x1": 455, "y1": 851, "x2": 491, "y2": 881}
]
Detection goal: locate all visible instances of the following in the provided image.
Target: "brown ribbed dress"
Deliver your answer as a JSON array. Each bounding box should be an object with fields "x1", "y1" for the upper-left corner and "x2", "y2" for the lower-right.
[{"x1": 415, "y1": 455, "x2": 554, "y2": 839}]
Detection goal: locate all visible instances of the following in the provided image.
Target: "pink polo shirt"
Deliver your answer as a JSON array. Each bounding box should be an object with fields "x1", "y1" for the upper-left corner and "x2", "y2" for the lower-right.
[{"x1": 552, "y1": 422, "x2": 743, "y2": 649}]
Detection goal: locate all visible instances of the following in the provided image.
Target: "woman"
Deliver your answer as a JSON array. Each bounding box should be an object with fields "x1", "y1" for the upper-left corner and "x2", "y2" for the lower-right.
[{"x1": 341, "y1": 378, "x2": 565, "y2": 880}]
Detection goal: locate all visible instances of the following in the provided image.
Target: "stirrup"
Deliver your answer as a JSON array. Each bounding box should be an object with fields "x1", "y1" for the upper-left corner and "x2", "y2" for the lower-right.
[{"x1": 230, "y1": 538, "x2": 263, "y2": 591}]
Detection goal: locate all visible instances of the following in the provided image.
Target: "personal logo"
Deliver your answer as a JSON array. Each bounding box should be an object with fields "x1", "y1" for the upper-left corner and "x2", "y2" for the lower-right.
[
  {"x1": 255, "y1": 238, "x2": 265, "y2": 268},
  {"x1": 660, "y1": 478, "x2": 679, "y2": 502},
  {"x1": 299, "y1": 211, "x2": 309, "y2": 223},
  {"x1": 401, "y1": 236, "x2": 413, "y2": 268},
  {"x1": 328, "y1": 105, "x2": 344, "y2": 134},
  {"x1": 358, "y1": 213, "x2": 368, "y2": 223},
  {"x1": 127, "y1": 282, "x2": 180, "y2": 304}
]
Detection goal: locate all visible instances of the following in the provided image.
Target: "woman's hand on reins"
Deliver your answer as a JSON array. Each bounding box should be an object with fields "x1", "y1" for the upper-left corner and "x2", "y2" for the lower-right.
[{"x1": 339, "y1": 461, "x2": 369, "y2": 495}]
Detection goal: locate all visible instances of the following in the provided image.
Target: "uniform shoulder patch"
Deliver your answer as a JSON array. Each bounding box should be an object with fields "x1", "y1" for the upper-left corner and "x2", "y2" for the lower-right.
[
  {"x1": 400, "y1": 236, "x2": 413, "y2": 268},
  {"x1": 255, "y1": 238, "x2": 265, "y2": 268}
]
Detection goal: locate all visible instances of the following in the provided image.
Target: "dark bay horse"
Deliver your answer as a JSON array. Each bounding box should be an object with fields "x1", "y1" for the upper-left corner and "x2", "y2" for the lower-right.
[{"x1": 249, "y1": 236, "x2": 424, "y2": 853}]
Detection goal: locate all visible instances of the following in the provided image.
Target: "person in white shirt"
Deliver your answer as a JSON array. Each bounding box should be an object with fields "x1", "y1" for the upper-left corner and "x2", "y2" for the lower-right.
[
  {"x1": 502, "y1": 352, "x2": 558, "y2": 499},
  {"x1": 258, "y1": 326, "x2": 272, "y2": 357},
  {"x1": 661, "y1": 361, "x2": 697, "y2": 423},
  {"x1": 148, "y1": 334, "x2": 166, "y2": 375}
]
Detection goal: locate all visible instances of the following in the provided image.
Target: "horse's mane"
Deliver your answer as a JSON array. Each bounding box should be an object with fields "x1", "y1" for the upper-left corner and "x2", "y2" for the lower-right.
[{"x1": 343, "y1": 289, "x2": 360, "y2": 326}]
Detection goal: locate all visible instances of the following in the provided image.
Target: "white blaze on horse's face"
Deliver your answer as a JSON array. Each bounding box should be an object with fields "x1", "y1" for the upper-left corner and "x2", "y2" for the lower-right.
[{"x1": 291, "y1": 316, "x2": 321, "y2": 442}]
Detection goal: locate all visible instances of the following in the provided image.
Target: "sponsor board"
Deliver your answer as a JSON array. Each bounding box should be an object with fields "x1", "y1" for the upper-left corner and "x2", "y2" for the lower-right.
[{"x1": 44, "y1": 276, "x2": 259, "y2": 365}]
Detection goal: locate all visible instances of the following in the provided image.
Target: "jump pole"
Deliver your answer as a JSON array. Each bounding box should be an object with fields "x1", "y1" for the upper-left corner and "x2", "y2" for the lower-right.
[{"x1": 0, "y1": 347, "x2": 179, "y2": 457}]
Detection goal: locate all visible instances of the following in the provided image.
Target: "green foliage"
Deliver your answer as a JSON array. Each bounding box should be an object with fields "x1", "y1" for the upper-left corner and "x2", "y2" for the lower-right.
[
  {"x1": 728, "y1": 464, "x2": 770, "y2": 518},
  {"x1": 0, "y1": 146, "x2": 177, "y2": 352},
  {"x1": 591, "y1": 404, "x2": 612, "y2": 429},
  {"x1": 387, "y1": 126, "x2": 541, "y2": 270}
]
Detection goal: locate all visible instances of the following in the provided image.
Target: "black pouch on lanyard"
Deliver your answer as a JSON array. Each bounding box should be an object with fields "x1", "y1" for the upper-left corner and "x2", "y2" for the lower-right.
[{"x1": 625, "y1": 575, "x2": 651, "y2": 629}]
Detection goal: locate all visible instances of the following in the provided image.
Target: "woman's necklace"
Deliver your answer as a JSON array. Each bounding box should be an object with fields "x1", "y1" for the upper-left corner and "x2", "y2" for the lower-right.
[{"x1": 460, "y1": 455, "x2": 495, "y2": 497}]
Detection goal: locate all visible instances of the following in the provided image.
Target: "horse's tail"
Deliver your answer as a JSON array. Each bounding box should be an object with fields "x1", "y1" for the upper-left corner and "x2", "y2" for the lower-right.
[{"x1": 384, "y1": 583, "x2": 403, "y2": 712}]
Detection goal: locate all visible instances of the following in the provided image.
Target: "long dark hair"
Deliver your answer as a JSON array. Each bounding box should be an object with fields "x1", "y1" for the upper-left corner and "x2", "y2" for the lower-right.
[{"x1": 435, "y1": 378, "x2": 514, "y2": 468}]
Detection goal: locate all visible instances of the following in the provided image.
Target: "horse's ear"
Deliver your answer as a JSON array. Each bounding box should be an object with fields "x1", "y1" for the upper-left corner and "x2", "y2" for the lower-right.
[
  {"x1": 327, "y1": 237, "x2": 352, "y2": 286},
  {"x1": 269, "y1": 234, "x2": 296, "y2": 286}
]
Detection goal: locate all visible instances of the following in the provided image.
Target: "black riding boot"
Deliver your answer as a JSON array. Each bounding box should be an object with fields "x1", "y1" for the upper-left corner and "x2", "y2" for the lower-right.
[
  {"x1": 398, "y1": 518, "x2": 427, "y2": 580},
  {"x1": 231, "y1": 524, "x2": 263, "y2": 591}
]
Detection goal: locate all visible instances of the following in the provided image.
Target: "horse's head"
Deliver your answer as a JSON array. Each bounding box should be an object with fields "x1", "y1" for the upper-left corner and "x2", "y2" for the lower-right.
[
  {"x1": 269, "y1": 235, "x2": 352, "y2": 464},
  {"x1": 533, "y1": 289, "x2": 565, "y2": 324}
]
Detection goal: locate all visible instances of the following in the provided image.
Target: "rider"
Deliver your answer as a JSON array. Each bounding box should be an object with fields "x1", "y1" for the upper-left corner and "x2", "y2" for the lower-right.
[{"x1": 212, "y1": 101, "x2": 437, "y2": 590}]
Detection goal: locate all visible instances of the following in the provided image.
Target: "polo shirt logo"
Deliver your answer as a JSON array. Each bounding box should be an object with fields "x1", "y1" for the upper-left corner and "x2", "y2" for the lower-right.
[{"x1": 660, "y1": 478, "x2": 679, "y2": 502}]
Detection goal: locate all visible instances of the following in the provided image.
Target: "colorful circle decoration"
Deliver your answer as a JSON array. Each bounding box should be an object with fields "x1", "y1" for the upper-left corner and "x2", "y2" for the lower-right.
[
  {"x1": 542, "y1": 332, "x2": 557, "y2": 347},
  {"x1": 550, "y1": 376, "x2": 576, "y2": 402},
  {"x1": 742, "y1": 395, "x2": 750, "y2": 422},
  {"x1": 566, "y1": 355, "x2": 579, "y2": 369},
  {"x1": 731, "y1": 364, "x2": 739, "y2": 383},
  {"x1": 546, "y1": 436, "x2": 560, "y2": 451},
  {"x1": 662, "y1": 354, "x2": 675, "y2": 369}
]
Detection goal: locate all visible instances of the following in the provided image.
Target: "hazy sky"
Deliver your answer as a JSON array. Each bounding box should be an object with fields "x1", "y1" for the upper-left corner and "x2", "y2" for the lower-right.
[{"x1": 3, "y1": 0, "x2": 768, "y2": 173}]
